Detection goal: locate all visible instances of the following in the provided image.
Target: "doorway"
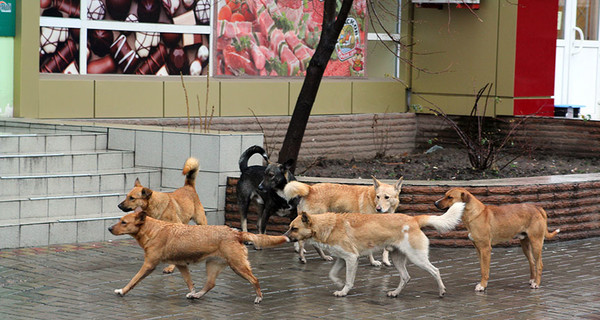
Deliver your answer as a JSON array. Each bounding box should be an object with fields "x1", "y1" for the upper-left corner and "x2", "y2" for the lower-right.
[{"x1": 555, "y1": 0, "x2": 600, "y2": 119}]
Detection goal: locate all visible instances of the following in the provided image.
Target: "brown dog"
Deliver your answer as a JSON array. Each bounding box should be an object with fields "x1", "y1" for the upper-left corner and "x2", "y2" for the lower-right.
[
  {"x1": 283, "y1": 177, "x2": 403, "y2": 266},
  {"x1": 434, "y1": 187, "x2": 560, "y2": 291},
  {"x1": 118, "y1": 157, "x2": 207, "y2": 273},
  {"x1": 108, "y1": 209, "x2": 289, "y2": 304}
]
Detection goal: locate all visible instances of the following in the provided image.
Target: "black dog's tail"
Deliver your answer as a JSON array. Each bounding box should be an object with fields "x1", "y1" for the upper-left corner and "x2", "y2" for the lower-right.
[{"x1": 239, "y1": 145, "x2": 269, "y2": 172}]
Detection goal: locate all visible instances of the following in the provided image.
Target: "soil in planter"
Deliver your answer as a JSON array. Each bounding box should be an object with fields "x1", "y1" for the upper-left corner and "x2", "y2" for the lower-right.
[{"x1": 295, "y1": 147, "x2": 600, "y2": 181}]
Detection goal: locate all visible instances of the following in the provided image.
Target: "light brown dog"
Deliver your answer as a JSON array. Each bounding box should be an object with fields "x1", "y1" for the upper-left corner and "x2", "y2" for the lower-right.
[
  {"x1": 283, "y1": 177, "x2": 403, "y2": 265},
  {"x1": 118, "y1": 157, "x2": 207, "y2": 273},
  {"x1": 108, "y1": 209, "x2": 289, "y2": 304},
  {"x1": 434, "y1": 187, "x2": 560, "y2": 291},
  {"x1": 284, "y1": 202, "x2": 465, "y2": 298}
]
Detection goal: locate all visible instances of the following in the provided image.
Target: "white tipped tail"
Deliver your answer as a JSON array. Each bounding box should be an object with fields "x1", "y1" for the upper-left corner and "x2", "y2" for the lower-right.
[
  {"x1": 283, "y1": 181, "x2": 310, "y2": 200},
  {"x1": 418, "y1": 202, "x2": 466, "y2": 233}
]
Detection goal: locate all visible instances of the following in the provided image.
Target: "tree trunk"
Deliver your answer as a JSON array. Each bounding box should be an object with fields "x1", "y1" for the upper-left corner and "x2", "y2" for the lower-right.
[{"x1": 277, "y1": 0, "x2": 355, "y2": 171}]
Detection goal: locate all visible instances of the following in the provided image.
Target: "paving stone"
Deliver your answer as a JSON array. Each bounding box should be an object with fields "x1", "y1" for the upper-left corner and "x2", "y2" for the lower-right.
[{"x1": 0, "y1": 238, "x2": 599, "y2": 318}]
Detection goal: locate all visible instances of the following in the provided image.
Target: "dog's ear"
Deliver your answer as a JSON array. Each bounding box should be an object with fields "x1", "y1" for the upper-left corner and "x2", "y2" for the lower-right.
[
  {"x1": 395, "y1": 177, "x2": 404, "y2": 194},
  {"x1": 135, "y1": 210, "x2": 147, "y2": 225},
  {"x1": 141, "y1": 187, "x2": 153, "y2": 199},
  {"x1": 282, "y1": 158, "x2": 295, "y2": 171},
  {"x1": 461, "y1": 191, "x2": 469, "y2": 203},
  {"x1": 300, "y1": 212, "x2": 311, "y2": 226},
  {"x1": 134, "y1": 178, "x2": 142, "y2": 187},
  {"x1": 372, "y1": 176, "x2": 380, "y2": 190}
]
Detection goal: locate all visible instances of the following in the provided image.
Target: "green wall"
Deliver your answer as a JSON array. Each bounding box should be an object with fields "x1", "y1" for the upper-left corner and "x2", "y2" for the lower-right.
[{"x1": 0, "y1": 37, "x2": 13, "y2": 116}]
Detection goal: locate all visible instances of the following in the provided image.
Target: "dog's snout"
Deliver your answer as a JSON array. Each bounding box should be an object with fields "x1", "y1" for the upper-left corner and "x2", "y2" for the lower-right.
[
  {"x1": 258, "y1": 182, "x2": 265, "y2": 191},
  {"x1": 434, "y1": 200, "x2": 443, "y2": 210},
  {"x1": 108, "y1": 225, "x2": 114, "y2": 233}
]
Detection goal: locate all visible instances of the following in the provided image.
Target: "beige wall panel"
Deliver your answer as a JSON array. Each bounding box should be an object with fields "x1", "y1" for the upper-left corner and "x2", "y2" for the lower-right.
[
  {"x1": 220, "y1": 81, "x2": 288, "y2": 116},
  {"x1": 411, "y1": 2, "x2": 501, "y2": 96},
  {"x1": 39, "y1": 79, "x2": 94, "y2": 118},
  {"x1": 496, "y1": 97, "x2": 514, "y2": 116},
  {"x1": 14, "y1": 1, "x2": 40, "y2": 117},
  {"x1": 95, "y1": 80, "x2": 163, "y2": 118},
  {"x1": 496, "y1": 2, "x2": 518, "y2": 97},
  {"x1": 412, "y1": 93, "x2": 496, "y2": 117},
  {"x1": 289, "y1": 81, "x2": 352, "y2": 115},
  {"x1": 164, "y1": 78, "x2": 220, "y2": 117},
  {"x1": 352, "y1": 81, "x2": 406, "y2": 114}
]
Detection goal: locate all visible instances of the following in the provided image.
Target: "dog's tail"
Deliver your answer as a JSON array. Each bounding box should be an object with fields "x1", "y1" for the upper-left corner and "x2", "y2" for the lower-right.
[
  {"x1": 239, "y1": 145, "x2": 269, "y2": 172},
  {"x1": 539, "y1": 208, "x2": 560, "y2": 239},
  {"x1": 239, "y1": 232, "x2": 289, "y2": 248},
  {"x1": 283, "y1": 181, "x2": 310, "y2": 200},
  {"x1": 182, "y1": 157, "x2": 200, "y2": 187},
  {"x1": 416, "y1": 202, "x2": 466, "y2": 233}
]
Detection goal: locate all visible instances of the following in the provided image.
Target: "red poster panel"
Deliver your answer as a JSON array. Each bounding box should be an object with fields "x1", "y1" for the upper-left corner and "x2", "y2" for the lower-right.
[{"x1": 215, "y1": 0, "x2": 367, "y2": 77}]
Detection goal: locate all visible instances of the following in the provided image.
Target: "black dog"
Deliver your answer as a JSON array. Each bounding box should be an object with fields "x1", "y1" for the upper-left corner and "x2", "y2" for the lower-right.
[{"x1": 237, "y1": 145, "x2": 297, "y2": 234}]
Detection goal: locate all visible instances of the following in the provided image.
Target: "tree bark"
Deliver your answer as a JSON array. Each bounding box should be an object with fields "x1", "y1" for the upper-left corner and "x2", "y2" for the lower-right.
[{"x1": 277, "y1": 0, "x2": 355, "y2": 171}]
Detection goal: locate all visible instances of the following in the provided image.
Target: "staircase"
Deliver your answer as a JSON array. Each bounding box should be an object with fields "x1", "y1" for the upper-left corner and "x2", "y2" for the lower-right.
[{"x1": 0, "y1": 124, "x2": 161, "y2": 249}]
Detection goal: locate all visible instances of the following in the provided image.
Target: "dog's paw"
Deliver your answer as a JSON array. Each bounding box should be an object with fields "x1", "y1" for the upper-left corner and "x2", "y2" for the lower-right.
[
  {"x1": 114, "y1": 289, "x2": 124, "y2": 296},
  {"x1": 370, "y1": 260, "x2": 382, "y2": 267},
  {"x1": 439, "y1": 288, "x2": 446, "y2": 298},
  {"x1": 474, "y1": 283, "x2": 486, "y2": 292},
  {"x1": 323, "y1": 255, "x2": 334, "y2": 261},
  {"x1": 186, "y1": 291, "x2": 205, "y2": 299},
  {"x1": 299, "y1": 256, "x2": 307, "y2": 264},
  {"x1": 333, "y1": 290, "x2": 347, "y2": 297},
  {"x1": 254, "y1": 296, "x2": 262, "y2": 304},
  {"x1": 382, "y1": 260, "x2": 392, "y2": 267},
  {"x1": 387, "y1": 290, "x2": 399, "y2": 298},
  {"x1": 162, "y1": 266, "x2": 175, "y2": 274},
  {"x1": 529, "y1": 280, "x2": 540, "y2": 289}
]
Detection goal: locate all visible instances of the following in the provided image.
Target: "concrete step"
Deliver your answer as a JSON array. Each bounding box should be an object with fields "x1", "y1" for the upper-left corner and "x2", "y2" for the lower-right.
[
  {"x1": 0, "y1": 168, "x2": 161, "y2": 198},
  {"x1": 0, "y1": 150, "x2": 134, "y2": 175},
  {"x1": 0, "y1": 131, "x2": 107, "y2": 154}
]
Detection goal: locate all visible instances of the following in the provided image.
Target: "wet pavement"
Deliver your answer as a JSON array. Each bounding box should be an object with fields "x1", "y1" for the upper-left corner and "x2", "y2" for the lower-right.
[{"x1": 0, "y1": 237, "x2": 599, "y2": 319}]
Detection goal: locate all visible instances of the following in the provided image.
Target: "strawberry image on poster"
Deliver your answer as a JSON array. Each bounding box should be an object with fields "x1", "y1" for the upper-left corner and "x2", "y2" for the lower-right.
[{"x1": 215, "y1": 0, "x2": 367, "y2": 77}]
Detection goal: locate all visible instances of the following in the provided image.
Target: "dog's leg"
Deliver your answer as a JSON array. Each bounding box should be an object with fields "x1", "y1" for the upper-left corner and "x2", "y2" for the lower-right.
[
  {"x1": 226, "y1": 251, "x2": 263, "y2": 304},
  {"x1": 529, "y1": 238, "x2": 545, "y2": 289},
  {"x1": 314, "y1": 245, "x2": 333, "y2": 261},
  {"x1": 176, "y1": 265, "x2": 195, "y2": 295},
  {"x1": 387, "y1": 250, "x2": 410, "y2": 297},
  {"x1": 382, "y1": 249, "x2": 392, "y2": 267},
  {"x1": 187, "y1": 258, "x2": 227, "y2": 300},
  {"x1": 474, "y1": 242, "x2": 492, "y2": 292},
  {"x1": 333, "y1": 256, "x2": 359, "y2": 297},
  {"x1": 239, "y1": 199, "x2": 250, "y2": 233},
  {"x1": 520, "y1": 237, "x2": 537, "y2": 287},
  {"x1": 405, "y1": 241, "x2": 446, "y2": 298},
  {"x1": 368, "y1": 253, "x2": 382, "y2": 267},
  {"x1": 328, "y1": 258, "x2": 346, "y2": 287},
  {"x1": 115, "y1": 261, "x2": 157, "y2": 296},
  {"x1": 298, "y1": 240, "x2": 307, "y2": 263}
]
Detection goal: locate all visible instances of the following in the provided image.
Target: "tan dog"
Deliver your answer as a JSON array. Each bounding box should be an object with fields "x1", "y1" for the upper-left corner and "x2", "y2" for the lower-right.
[
  {"x1": 283, "y1": 177, "x2": 403, "y2": 266},
  {"x1": 284, "y1": 202, "x2": 465, "y2": 298},
  {"x1": 118, "y1": 157, "x2": 207, "y2": 273},
  {"x1": 108, "y1": 209, "x2": 289, "y2": 304},
  {"x1": 434, "y1": 187, "x2": 560, "y2": 291}
]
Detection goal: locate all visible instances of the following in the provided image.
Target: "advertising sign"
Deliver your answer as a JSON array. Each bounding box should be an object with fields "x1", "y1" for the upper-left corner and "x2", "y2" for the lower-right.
[{"x1": 214, "y1": 0, "x2": 367, "y2": 77}]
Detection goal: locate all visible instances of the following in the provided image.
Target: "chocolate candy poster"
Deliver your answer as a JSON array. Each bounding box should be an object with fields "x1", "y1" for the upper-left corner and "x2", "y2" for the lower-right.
[
  {"x1": 214, "y1": 0, "x2": 367, "y2": 77},
  {"x1": 39, "y1": 0, "x2": 211, "y2": 76}
]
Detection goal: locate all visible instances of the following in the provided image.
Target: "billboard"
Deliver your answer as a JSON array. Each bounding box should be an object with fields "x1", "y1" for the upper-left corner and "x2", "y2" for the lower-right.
[{"x1": 214, "y1": 0, "x2": 367, "y2": 77}]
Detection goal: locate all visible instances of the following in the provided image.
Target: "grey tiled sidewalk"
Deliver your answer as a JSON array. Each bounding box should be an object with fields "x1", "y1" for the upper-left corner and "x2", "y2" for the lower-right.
[{"x1": 0, "y1": 237, "x2": 599, "y2": 319}]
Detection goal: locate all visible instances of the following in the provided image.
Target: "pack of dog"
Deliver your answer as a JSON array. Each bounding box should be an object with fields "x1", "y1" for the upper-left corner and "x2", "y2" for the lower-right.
[
  {"x1": 282, "y1": 177, "x2": 403, "y2": 265},
  {"x1": 110, "y1": 151, "x2": 560, "y2": 303}
]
